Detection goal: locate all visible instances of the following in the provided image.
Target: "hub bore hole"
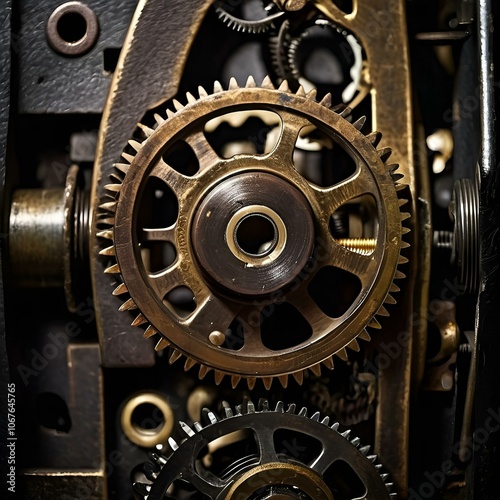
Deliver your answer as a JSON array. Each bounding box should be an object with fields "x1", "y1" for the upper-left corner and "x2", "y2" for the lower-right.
[
  {"x1": 131, "y1": 402, "x2": 165, "y2": 434},
  {"x1": 235, "y1": 214, "x2": 278, "y2": 257},
  {"x1": 57, "y1": 12, "x2": 87, "y2": 43}
]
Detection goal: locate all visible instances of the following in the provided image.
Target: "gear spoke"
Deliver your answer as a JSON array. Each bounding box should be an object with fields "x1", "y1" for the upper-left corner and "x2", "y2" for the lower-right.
[
  {"x1": 310, "y1": 446, "x2": 342, "y2": 475},
  {"x1": 256, "y1": 427, "x2": 279, "y2": 463},
  {"x1": 184, "y1": 130, "x2": 220, "y2": 172},
  {"x1": 186, "y1": 289, "x2": 240, "y2": 338},
  {"x1": 269, "y1": 111, "x2": 311, "y2": 166},
  {"x1": 182, "y1": 466, "x2": 226, "y2": 497},
  {"x1": 146, "y1": 263, "x2": 184, "y2": 298},
  {"x1": 141, "y1": 225, "x2": 176, "y2": 243},
  {"x1": 150, "y1": 158, "x2": 193, "y2": 195},
  {"x1": 325, "y1": 240, "x2": 376, "y2": 285},
  {"x1": 312, "y1": 167, "x2": 376, "y2": 214},
  {"x1": 286, "y1": 288, "x2": 335, "y2": 332}
]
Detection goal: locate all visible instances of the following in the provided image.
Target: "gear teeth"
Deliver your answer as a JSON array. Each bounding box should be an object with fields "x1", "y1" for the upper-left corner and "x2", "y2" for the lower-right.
[
  {"x1": 155, "y1": 337, "x2": 170, "y2": 351},
  {"x1": 138, "y1": 123, "x2": 155, "y2": 137},
  {"x1": 258, "y1": 399, "x2": 269, "y2": 412},
  {"x1": 387, "y1": 163, "x2": 399, "y2": 173},
  {"x1": 193, "y1": 421, "x2": 203, "y2": 432},
  {"x1": 228, "y1": 77, "x2": 239, "y2": 90},
  {"x1": 97, "y1": 229, "x2": 113, "y2": 240},
  {"x1": 332, "y1": 103, "x2": 346, "y2": 114},
  {"x1": 247, "y1": 401, "x2": 256, "y2": 413},
  {"x1": 378, "y1": 147, "x2": 392, "y2": 162},
  {"x1": 331, "y1": 421, "x2": 340, "y2": 431},
  {"x1": 186, "y1": 92, "x2": 197, "y2": 104},
  {"x1": 198, "y1": 364, "x2": 211, "y2": 379},
  {"x1": 112, "y1": 283, "x2": 128, "y2": 296},
  {"x1": 375, "y1": 464, "x2": 383, "y2": 471},
  {"x1": 223, "y1": 401, "x2": 234, "y2": 418},
  {"x1": 395, "y1": 183, "x2": 407, "y2": 192},
  {"x1": 235, "y1": 405, "x2": 242, "y2": 415},
  {"x1": 97, "y1": 216, "x2": 115, "y2": 226},
  {"x1": 231, "y1": 375, "x2": 241, "y2": 389},
  {"x1": 168, "y1": 437, "x2": 179, "y2": 451},
  {"x1": 322, "y1": 356, "x2": 334, "y2": 370},
  {"x1": 398, "y1": 198, "x2": 409, "y2": 208},
  {"x1": 262, "y1": 377, "x2": 273, "y2": 390},
  {"x1": 144, "y1": 325, "x2": 157, "y2": 338},
  {"x1": 214, "y1": 371, "x2": 225, "y2": 385},
  {"x1": 128, "y1": 140, "x2": 143, "y2": 152},
  {"x1": 400, "y1": 240, "x2": 410, "y2": 249},
  {"x1": 205, "y1": 409, "x2": 218, "y2": 424},
  {"x1": 286, "y1": 403, "x2": 296, "y2": 414},
  {"x1": 99, "y1": 245, "x2": 115, "y2": 256},
  {"x1": 105, "y1": 263, "x2": 120, "y2": 274},
  {"x1": 169, "y1": 349, "x2": 183, "y2": 364},
  {"x1": 336, "y1": 347, "x2": 349, "y2": 361},
  {"x1": 134, "y1": 482, "x2": 151, "y2": 496},
  {"x1": 352, "y1": 116, "x2": 366, "y2": 130},
  {"x1": 261, "y1": 75, "x2": 275, "y2": 89},
  {"x1": 306, "y1": 88, "x2": 317, "y2": 100},
  {"x1": 104, "y1": 183, "x2": 121, "y2": 193},
  {"x1": 213, "y1": 80, "x2": 223, "y2": 93},
  {"x1": 339, "y1": 106, "x2": 352, "y2": 118},
  {"x1": 378, "y1": 305, "x2": 390, "y2": 317},
  {"x1": 99, "y1": 201, "x2": 117, "y2": 213},
  {"x1": 398, "y1": 255, "x2": 409, "y2": 265},
  {"x1": 394, "y1": 269, "x2": 406, "y2": 279},
  {"x1": 351, "y1": 437, "x2": 361, "y2": 447},
  {"x1": 298, "y1": 407, "x2": 308, "y2": 417},
  {"x1": 320, "y1": 93, "x2": 332, "y2": 108},
  {"x1": 131, "y1": 313, "x2": 147, "y2": 326},
  {"x1": 385, "y1": 294, "x2": 397, "y2": 305},
  {"x1": 119, "y1": 298, "x2": 137, "y2": 311},
  {"x1": 180, "y1": 421, "x2": 195, "y2": 438},
  {"x1": 245, "y1": 75, "x2": 257, "y2": 88},
  {"x1": 381, "y1": 473, "x2": 389, "y2": 481},
  {"x1": 154, "y1": 113, "x2": 165, "y2": 126},
  {"x1": 198, "y1": 85, "x2": 208, "y2": 98},
  {"x1": 321, "y1": 416, "x2": 330, "y2": 426},
  {"x1": 392, "y1": 173, "x2": 404, "y2": 182},
  {"x1": 150, "y1": 453, "x2": 167, "y2": 466},
  {"x1": 347, "y1": 339, "x2": 360, "y2": 352},
  {"x1": 292, "y1": 371, "x2": 304, "y2": 385},
  {"x1": 400, "y1": 212, "x2": 411, "y2": 221},
  {"x1": 247, "y1": 377, "x2": 257, "y2": 390},
  {"x1": 367, "y1": 131, "x2": 382, "y2": 147},
  {"x1": 278, "y1": 80, "x2": 291, "y2": 92},
  {"x1": 311, "y1": 411, "x2": 320, "y2": 422},
  {"x1": 360, "y1": 445, "x2": 371, "y2": 455},
  {"x1": 275, "y1": 401, "x2": 285, "y2": 413},
  {"x1": 184, "y1": 357, "x2": 197, "y2": 371},
  {"x1": 368, "y1": 317, "x2": 382, "y2": 329},
  {"x1": 114, "y1": 163, "x2": 130, "y2": 175},
  {"x1": 368, "y1": 454, "x2": 377, "y2": 462},
  {"x1": 278, "y1": 375, "x2": 289, "y2": 388},
  {"x1": 390, "y1": 283, "x2": 401, "y2": 293},
  {"x1": 166, "y1": 108, "x2": 175, "y2": 119},
  {"x1": 296, "y1": 85, "x2": 306, "y2": 96},
  {"x1": 122, "y1": 152, "x2": 135, "y2": 163},
  {"x1": 358, "y1": 328, "x2": 371, "y2": 341},
  {"x1": 341, "y1": 430, "x2": 351, "y2": 439},
  {"x1": 171, "y1": 99, "x2": 183, "y2": 112},
  {"x1": 309, "y1": 364, "x2": 321, "y2": 376}
]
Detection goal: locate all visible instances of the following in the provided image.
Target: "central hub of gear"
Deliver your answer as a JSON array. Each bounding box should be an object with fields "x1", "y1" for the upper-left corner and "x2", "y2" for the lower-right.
[{"x1": 191, "y1": 172, "x2": 314, "y2": 297}]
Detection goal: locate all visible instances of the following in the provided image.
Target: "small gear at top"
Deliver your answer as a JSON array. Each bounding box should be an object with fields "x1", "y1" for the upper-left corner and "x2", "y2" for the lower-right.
[{"x1": 98, "y1": 76, "x2": 410, "y2": 389}]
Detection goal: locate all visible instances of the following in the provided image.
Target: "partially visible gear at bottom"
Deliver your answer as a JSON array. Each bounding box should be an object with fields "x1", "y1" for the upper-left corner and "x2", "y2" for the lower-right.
[{"x1": 134, "y1": 400, "x2": 396, "y2": 499}]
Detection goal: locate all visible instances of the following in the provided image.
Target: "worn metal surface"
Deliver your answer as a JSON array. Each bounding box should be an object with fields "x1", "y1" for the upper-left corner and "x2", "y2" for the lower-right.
[
  {"x1": 90, "y1": 0, "x2": 213, "y2": 367},
  {"x1": 21, "y1": 344, "x2": 106, "y2": 498},
  {"x1": 313, "y1": 0, "x2": 423, "y2": 494},
  {"x1": 17, "y1": 0, "x2": 136, "y2": 114}
]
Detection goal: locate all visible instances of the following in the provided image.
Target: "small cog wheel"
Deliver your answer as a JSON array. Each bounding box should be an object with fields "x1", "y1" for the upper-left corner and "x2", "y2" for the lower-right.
[
  {"x1": 133, "y1": 399, "x2": 396, "y2": 499},
  {"x1": 98, "y1": 76, "x2": 410, "y2": 389}
]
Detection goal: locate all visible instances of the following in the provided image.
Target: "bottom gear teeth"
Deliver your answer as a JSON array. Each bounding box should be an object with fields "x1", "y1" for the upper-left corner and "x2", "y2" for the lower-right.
[
  {"x1": 231, "y1": 375, "x2": 241, "y2": 388},
  {"x1": 286, "y1": 403, "x2": 296, "y2": 414},
  {"x1": 262, "y1": 377, "x2": 273, "y2": 390},
  {"x1": 275, "y1": 401, "x2": 285, "y2": 413},
  {"x1": 292, "y1": 371, "x2": 304, "y2": 385},
  {"x1": 336, "y1": 347, "x2": 349, "y2": 361},
  {"x1": 298, "y1": 407, "x2": 308, "y2": 417},
  {"x1": 247, "y1": 377, "x2": 257, "y2": 390},
  {"x1": 278, "y1": 375, "x2": 289, "y2": 388},
  {"x1": 214, "y1": 371, "x2": 225, "y2": 385},
  {"x1": 169, "y1": 349, "x2": 182, "y2": 363}
]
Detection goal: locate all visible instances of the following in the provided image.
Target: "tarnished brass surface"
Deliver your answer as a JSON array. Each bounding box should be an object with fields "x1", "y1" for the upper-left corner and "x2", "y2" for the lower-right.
[
  {"x1": 225, "y1": 462, "x2": 333, "y2": 500},
  {"x1": 106, "y1": 82, "x2": 406, "y2": 387}
]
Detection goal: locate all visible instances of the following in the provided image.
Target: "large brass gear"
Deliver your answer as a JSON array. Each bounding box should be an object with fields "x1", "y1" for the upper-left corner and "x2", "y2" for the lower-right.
[{"x1": 98, "y1": 76, "x2": 410, "y2": 389}]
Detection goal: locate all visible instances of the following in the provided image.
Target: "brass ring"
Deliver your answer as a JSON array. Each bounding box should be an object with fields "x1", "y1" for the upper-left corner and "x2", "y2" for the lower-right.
[{"x1": 120, "y1": 392, "x2": 174, "y2": 448}]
